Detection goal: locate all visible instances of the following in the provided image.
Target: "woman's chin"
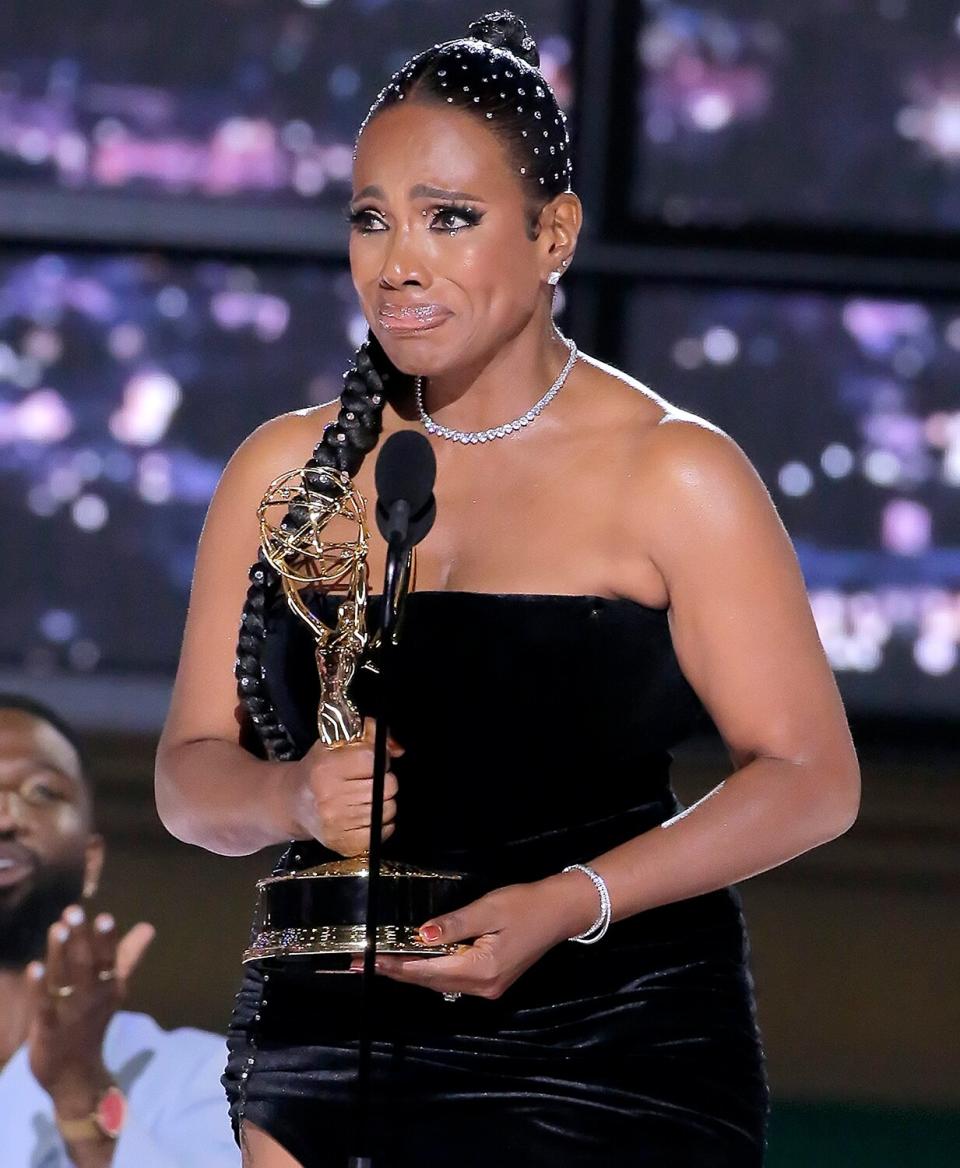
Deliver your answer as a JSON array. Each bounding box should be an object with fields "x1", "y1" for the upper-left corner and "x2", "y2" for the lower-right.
[
  {"x1": 374, "y1": 320, "x2": 465, "y2": 375},
  {"x1": 379, "y1": 343, "x2": 451, "y2": 378}
]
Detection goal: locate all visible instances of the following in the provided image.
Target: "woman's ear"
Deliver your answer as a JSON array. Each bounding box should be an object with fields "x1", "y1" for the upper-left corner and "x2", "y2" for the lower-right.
[{"x1": 538, "y1": 191, "x2": 582, "y2": 281}]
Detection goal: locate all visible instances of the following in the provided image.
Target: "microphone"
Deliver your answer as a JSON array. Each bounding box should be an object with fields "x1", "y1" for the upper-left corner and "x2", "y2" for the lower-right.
[
  {"x1": 374, "y1": 430, "x2": 437, "y2": 549},
  {"x1": 356, "y1": 428, "x2": 438, "y2": 1168}
]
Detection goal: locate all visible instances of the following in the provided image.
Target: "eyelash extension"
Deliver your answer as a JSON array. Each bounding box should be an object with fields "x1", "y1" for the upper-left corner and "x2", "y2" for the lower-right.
[
  {"x1": 344, "y1": 205, "x2": 379, "y2": 230},
  {"x1": 432, "y1": 202, "x2": 483, "y2": 231},
  {"x1": 344, "y1": 203, "x2": 484, "y2": 233}
]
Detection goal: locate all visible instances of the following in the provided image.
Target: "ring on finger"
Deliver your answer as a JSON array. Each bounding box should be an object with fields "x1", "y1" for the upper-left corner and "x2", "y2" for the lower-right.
[
  {"x1": 48, "y1": 983, "x2": 76, "y2": 999},
  {"x1": 441, "y1": 991, "x2": 462, "y2": 1003},
  {"x1": 96, "y1": 968, "x2": 118, "y2": 983}
]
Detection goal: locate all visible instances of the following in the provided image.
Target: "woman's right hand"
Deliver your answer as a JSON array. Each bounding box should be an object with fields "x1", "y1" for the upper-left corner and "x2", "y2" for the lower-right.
[{"x1": 287, "y1": 723, "x2": 401, "y2": 856}]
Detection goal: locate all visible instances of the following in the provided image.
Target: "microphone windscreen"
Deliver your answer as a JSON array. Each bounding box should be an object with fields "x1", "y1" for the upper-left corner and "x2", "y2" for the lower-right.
[{"x1": 375, "y1": 430, "x2": 436, "y2": 511}]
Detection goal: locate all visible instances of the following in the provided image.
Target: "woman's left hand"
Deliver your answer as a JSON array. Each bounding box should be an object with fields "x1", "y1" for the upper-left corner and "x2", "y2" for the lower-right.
[{"x1": 349, "y1": 873, "x2": 597, "y2": 1000}]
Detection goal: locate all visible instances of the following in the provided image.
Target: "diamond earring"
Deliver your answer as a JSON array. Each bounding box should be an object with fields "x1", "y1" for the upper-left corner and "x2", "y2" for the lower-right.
[{"x1": 546, "y1": 257, "x2": 571, "y2": 286}]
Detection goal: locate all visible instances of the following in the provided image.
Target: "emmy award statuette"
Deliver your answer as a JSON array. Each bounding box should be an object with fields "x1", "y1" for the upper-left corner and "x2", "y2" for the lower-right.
[{"x1": 242, "y1": 460, "x2": 467, "y2": 969}]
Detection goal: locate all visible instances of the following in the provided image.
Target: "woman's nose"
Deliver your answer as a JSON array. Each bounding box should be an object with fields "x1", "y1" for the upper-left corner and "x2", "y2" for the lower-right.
[{"x1": 379, "y1": 225, "x2": 431, "y2": 289}]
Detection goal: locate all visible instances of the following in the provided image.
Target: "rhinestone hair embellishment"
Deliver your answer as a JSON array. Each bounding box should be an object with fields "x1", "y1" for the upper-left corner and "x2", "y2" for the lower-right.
[
  {"x1": 365, "y1": 38, "x2": 573, "y2": 193},
  {"x1": 415, "y1": 338, "x2": 578, "y2": 445}
]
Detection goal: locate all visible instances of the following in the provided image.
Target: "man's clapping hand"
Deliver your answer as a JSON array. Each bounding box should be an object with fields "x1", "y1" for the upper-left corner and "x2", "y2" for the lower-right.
[{"x1": 26, "y1": 903, "x2": 154, "y2": 1143}]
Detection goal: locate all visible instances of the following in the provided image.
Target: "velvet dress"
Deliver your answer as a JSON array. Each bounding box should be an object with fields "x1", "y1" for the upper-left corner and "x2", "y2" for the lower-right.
[{"x1": 224, "y1": 590, "x2": 768, "y2": 1166}]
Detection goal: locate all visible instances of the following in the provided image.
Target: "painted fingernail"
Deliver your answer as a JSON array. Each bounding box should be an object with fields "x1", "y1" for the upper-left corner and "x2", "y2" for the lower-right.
[
  {"x1": 95, "y1": 914, "x2": 115, "y2": 934},
  {"x1": 419, "y1": 924, "x2": 441, "y2": 943},
  {"x1": 53, "y1": 924, "x2": 69, "y2": 943},
  {"x1": 27, "y1": 962, "x2": 45, "y2": 980},
  {"x1": 64, "y1": 905, "x2": 85, "y2": 927}
]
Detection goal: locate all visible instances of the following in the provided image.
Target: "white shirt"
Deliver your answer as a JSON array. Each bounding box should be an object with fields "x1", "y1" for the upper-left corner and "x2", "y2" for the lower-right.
[{"x1": 0, "y1": 1011, "x2": 240, "y2": 1167}]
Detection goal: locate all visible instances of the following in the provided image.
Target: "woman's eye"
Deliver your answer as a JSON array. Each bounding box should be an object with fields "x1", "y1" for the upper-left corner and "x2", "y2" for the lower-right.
[
  {"x1": 348, "y1": 209, "x2": 387, "y2": 233},
  {"x1": 346, "y1": 205, "x2": 481, "y2": 234},
  {"x1": 431, "y1": 206, "x2": 480, "y2": 233}
]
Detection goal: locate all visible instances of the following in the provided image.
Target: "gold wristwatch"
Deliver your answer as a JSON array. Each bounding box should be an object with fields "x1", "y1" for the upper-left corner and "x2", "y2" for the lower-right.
[{"x1": 56, "y1": 1084, "x2": 127, "y2": 1142}]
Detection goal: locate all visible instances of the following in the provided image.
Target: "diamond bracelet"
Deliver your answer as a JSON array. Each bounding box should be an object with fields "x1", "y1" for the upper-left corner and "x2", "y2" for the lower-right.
[{"x1": 561, "y1": 863, "x2": 612, "y2": 944}]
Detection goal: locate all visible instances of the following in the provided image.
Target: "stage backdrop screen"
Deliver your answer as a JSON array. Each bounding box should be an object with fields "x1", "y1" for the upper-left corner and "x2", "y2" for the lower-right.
[
  {"x1": 0, "y1": 0, "x2": 572, "y2": 209},
  {"x1": 625, "y1": 283, "x2": 960, "y2": 718},
  {"x1": 635, "y1": 1, "x2": 960, "y2": 234},
  {"x1": 0, "y1": 250, "x2": 358, "y2": 679}
]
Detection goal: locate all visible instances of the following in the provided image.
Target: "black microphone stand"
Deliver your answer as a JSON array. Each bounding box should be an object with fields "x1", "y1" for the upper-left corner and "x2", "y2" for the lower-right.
[{"x1": 348, "y1": 507, "x2": 411, "y2": 1168}]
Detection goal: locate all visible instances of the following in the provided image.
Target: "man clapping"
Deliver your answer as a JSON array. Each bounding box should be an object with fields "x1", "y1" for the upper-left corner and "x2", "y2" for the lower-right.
[{"x1": 0, "y1": 695, "x2": 238, "y2": 1167}]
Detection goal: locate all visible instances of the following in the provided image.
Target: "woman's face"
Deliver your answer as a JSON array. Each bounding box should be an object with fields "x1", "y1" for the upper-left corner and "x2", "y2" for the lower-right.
[{"x1": 349, "y1": 100, "x2": 548, "y2": 377}]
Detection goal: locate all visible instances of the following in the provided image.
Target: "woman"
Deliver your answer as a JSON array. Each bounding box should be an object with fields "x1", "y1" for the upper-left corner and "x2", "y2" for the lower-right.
[{"x1": 155, "y1": 12, "x2": 860, "y2": 1167}]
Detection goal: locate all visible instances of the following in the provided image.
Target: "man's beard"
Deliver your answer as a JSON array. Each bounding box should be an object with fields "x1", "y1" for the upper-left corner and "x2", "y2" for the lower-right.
[{"x1": 0, "y1": 860, "x2": 86, "y2": 969}]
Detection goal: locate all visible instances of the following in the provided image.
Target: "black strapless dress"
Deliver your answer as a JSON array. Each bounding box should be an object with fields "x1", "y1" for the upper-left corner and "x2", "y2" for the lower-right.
[{"x1": 224, "y1": 593, "x2": 768, "y2": 1166}]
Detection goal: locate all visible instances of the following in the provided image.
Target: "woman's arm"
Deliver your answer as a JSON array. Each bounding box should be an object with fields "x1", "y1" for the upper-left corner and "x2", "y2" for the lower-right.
[
  {"x1": 155, "y1": 409, "x2": 318, "y2": 855},
  {"x1": 575, "y1": 416, "x2": 860, "y2": 921},
  {"x1": 155, "y1": 404, "x2": 397, "y2": 858}
]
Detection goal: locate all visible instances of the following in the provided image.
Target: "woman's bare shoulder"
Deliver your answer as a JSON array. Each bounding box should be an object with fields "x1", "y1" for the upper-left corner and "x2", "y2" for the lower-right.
[
  {"x1": 224, "y1": 400, "x2": 340, "y2": 488},
  {"x1": 576, "y1": 353, "x2": 736, "y2": 456},
  {"x1": 574, "y1": 353, "x2": 673, "y2": 421},
  {"x1": 631, "y1": 400, "x2": 779, "y2": 565},
  {"x1": 575, "y1": 353, "x2": 767, "y2": 522},
  {"x1": 644, "y1": 409, "x2": 760, "y2": 493}
]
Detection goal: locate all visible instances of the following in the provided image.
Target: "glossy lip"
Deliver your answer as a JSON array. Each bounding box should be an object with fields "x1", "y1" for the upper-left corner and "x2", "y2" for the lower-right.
[{"x1": 377, "y1": 302, "x2": 453, "y2": 334}]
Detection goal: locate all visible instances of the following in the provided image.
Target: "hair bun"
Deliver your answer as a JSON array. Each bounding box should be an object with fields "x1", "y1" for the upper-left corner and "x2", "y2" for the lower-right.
[{"x1": 467, "y1": 10, "x2": 539, "y2": 68}]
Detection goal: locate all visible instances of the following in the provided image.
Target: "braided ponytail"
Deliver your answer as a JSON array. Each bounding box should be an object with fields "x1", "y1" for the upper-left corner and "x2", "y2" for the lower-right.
[{"x1": 234, "y1": 334, "x2": 411, "y2": 760}]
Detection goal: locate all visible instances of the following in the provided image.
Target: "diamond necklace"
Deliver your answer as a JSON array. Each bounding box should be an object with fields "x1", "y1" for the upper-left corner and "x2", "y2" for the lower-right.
[{"x1": 415, "y1": 337, "x2": 578, "y2": 444}]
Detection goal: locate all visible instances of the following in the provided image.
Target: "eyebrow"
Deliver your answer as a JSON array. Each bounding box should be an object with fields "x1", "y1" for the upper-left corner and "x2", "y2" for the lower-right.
[{"x1": 352, "y1": 183, "x2": 485, "y2": 203}]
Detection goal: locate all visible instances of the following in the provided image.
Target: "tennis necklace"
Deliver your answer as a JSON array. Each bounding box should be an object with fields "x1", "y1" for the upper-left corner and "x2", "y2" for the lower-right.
[{"x1": 415, "y1": 337, "x2": 578, "y2": 444}]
